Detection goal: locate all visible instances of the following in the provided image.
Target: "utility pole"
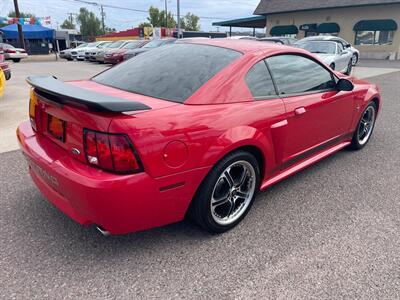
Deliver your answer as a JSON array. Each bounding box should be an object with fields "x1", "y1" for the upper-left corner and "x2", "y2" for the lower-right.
[
  {"x1": 177, "y1": 0, "x2": 181, "y2": 38},
  {"x1": 100, "y1": 5, "x2": 105, "y2": 34},
  {"x1": 13, "y1": 0, "x2": 25, "y2": 50},
  {"x1": 67, "y1": 13, "x2": 74, "y2": 24},
  {"x1": 164, "y1": 0, "x2": 168, "y2": 29}
]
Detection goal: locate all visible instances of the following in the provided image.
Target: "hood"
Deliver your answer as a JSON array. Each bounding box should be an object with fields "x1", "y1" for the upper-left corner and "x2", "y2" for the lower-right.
[
  {"x1": 313, "y1": 53, "x2": 336, "y2": 64},
  {"x1": 125, "y1": 48, "x2": 149, "y2": 55}
]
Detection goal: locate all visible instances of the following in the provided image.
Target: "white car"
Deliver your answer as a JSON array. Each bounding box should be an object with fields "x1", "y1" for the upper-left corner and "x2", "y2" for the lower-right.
[
  {"x1": 60, "y1": 43, "x2": 87, "y2": 61},
  {"x1": 299, "y1": 35, "x2": 360, "y2": 66},
  {"x1": 71, "y1": 41, "x2": 109, "y2": 61},
  {"x1": 0, "y1": 43, "x2": 28, "y2": 62},
  {"x1": 295, "y1": 40, "x2": 354, "y2": 75}
]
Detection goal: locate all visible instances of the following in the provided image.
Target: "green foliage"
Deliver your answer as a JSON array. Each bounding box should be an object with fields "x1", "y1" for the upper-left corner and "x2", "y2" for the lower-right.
[
  {"x1": 182, "y1": 13, "x2": 200, "y2": 31},
  {"x1": 76, "y1": 7, "x2": 102, "y2": 39},
  {"x1": 138, "y1": 22, "x2": 152, "y2": 28},
  {"x1": 60, "y1": 19, "x2": 75, "y2": 30},
  {"x1": 7, "y1": 11, "x2": 35, "y2": 18},
  {"x1": 146, "y1": 6, "x2": 176, "y2": 28},
  {"x1": 105, "y1": 27, "x2": 116, "y2": 34}
]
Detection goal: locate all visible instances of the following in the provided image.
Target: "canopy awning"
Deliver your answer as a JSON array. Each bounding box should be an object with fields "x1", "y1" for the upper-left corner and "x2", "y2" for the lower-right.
[
  {"x1": 354, "y1": 19, "x2": 398, "y2": 31},
  {"x1": 0, "y1": 24, "x2": 54, "y2": 39},
  {"x1": 212, "y1": 16, "x2": 266, "y2": 28},
  {"x1": 317, "y1": 23, "x2": 340, "y2": 33},
  {"x1": 270, "y1": 25, "x2": 298, "y2": 36}
]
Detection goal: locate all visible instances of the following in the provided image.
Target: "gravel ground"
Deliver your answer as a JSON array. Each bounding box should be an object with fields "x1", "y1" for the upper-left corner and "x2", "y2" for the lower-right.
[{"x1": 0, "y1": 71, "x2": 399, "y2": 299}]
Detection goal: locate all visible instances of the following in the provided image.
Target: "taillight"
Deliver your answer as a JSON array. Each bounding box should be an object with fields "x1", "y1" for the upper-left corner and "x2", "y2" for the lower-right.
[
  {"x1": 29, "y1": 88, "x2": 38, "y2": 131},
  {"x1": 5, "y1": 49, "x2": 16, "y2": 53},
  {"x1": 83, "y1": 129, "x2": 143, "y2": 174}
]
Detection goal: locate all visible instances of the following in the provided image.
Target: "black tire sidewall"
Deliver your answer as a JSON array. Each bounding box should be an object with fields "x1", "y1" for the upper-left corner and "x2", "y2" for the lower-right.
[{"x1": 191, "y1": 151, "x2": 260, "y2": 233}]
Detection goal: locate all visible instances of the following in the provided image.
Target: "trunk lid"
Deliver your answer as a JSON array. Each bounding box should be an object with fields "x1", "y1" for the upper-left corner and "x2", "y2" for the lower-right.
[{"x1": 30, "y1": 79, "x2": 178, "y2": 163}]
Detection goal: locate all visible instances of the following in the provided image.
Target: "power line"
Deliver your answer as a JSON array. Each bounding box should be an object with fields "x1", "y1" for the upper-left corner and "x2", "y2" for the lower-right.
[{"x1": 60, "y1": 0, "x2": 227, "y2": 20}]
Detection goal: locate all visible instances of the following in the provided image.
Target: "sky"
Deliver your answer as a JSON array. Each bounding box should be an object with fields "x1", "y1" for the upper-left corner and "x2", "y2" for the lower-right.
[{"x1": 0, "y1": 0, "x2": 262, "y2": 32}]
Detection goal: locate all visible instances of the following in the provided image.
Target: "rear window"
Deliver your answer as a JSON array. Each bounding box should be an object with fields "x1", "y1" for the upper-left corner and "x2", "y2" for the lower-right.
[{"x1": 93, "y1": 43, "x2": 241, "y2": 103}]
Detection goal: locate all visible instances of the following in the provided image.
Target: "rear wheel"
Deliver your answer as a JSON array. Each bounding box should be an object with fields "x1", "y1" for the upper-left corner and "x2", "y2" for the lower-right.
[
  {"x1": 189, "y1": 151, "x2": 260, "y2": 233},
  {"x1": 329, "y1": 63, "x2": 335, "y2": 70},
  {"x1": 12, "y1": 58, "x2": 21, "y2": 63},
  {"x1": 350, "y1": 102, "x2": 377, "y2": 150}
]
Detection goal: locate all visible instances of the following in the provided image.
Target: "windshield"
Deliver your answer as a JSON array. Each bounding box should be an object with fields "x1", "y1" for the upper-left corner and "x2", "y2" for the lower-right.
[
  {"x1": 143, "y1": 39, "x2": 173, "y2": 48},
  {"x1": 76, "y1": 43, "x2": 87, "y2": 49},
  {"x1": 107, "y1": 41, "x2": 125, "y2": 49},
  {"x1": 296, "y1": 41, "x2": 336, "y2": 54},
  {"x1": 86, "y1": 42, "x2": 98, "y2": 47},
  {"x1": 93, "y1": 44, "x2": 241, "y2": 103},
  {"x1": 123, "y1": 41, "x2": 141, "y2": 49}
]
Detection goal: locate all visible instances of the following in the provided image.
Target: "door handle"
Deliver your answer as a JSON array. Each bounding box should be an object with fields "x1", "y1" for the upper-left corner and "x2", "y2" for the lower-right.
[{"x1": 294, "y1": 107, "x2": 306, "y2": 115}]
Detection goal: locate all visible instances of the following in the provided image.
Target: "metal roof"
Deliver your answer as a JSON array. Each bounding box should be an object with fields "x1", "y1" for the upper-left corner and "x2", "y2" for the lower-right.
[
  {"x1": 254, "y1": 0, "x2": 400, "y2": 15},
  {"x1": 212, "y1": 16, "x2": 266, "y2": 28}
]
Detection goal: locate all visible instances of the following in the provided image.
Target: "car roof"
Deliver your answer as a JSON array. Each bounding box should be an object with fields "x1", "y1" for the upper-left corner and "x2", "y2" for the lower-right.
[{"x1": 181, "y1": 38, "x2": 286, "y2": 54}]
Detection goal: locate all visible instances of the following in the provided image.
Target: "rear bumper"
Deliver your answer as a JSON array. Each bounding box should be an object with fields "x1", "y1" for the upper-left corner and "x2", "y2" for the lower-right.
[
  {"x1": 5, "y1": 53, "x2": 28, "y2": 59},
  {"x1": 17, "y1": 121, "x2": 209, "y2": 234}
]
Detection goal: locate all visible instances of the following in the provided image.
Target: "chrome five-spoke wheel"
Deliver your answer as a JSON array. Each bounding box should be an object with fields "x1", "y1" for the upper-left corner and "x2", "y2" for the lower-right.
[
  {"x1": 189, "y1": 151, "x2": 260, "y2": 233},
  {"x1": 357, "y1": 105, "x2": 375, "y2": 146},
  {"x1": 350, "y1": 102, "x2": 377, "y2": 150},
  {"x1": 211, "y1": 161, "x2": 256, "y2": 226}
]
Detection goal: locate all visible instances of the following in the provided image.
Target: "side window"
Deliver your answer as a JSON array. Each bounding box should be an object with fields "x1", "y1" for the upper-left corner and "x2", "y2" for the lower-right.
[
  {"x1": 266, "y1": 55, "x2": 336, "y2": 95},
  {"x1": 245, "y1": 60, "x2": 276, "y2": 99}
]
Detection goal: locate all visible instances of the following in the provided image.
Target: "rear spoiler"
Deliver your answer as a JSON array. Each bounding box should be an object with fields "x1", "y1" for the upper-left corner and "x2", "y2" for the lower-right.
[{"x1": 26, "y1": 76, "x2": 151, "y2": 113}]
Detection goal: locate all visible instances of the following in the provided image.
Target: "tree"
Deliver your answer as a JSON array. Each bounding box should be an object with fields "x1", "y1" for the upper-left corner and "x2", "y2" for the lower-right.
[
  {"x1": 146, "y1": 6, "x2": 176, "y2": 28},
  {"x1": 138, "y1": 22, "x2": 152, "y2": 28},
  {"x1": 76, "y1": 7, "x2": 102, "y2": 40},
  {"x1": 105, "y1": 27, "x2": 116, "y2": 34},
  {"x1": 60, "y1": 19, "x2": 75, "y2": 30},
  {"x1": 182, "y1": 13, "x2": 200, "y2": 31},
  {"x1": 7, "y1": 11, "x2": 35, "y2": 18}
]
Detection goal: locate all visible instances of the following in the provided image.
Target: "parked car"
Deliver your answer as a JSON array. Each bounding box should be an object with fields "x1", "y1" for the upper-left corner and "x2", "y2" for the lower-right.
[
  {"x1": 18, "y1": 39, "x2": 381, "y2": 235},
  {"x1": 0, "y1": 43, "x2": 28, "y2": 62},
  {"x1": 60, "y1": 43, "x2": 87, "y2": 61},
  {"x1": 294, "y1": 40, "x2": 353, "y2": 74},
  {"x1": 71, "y1": 42, "x2": 109, "y2": 61},
  {"x1": 86, "y1": 41, "x2": 112, "y2": 61},
  {"x1": 299, "y1": 35, "x2": 360, "y2": 65},
  {"x1": 0, "y1": 50, "x2": 11, "y2": 80},
  {"x1": 259, "y1": 36, "x2": 297, "y2": 45},
  {"x1": 123, "y1": 38, "x2": 176, "y2": 60},
  {"x1": 104, "y1": 40, "x2": 149, "y2": 64},
  {"x1": 94, "y1": 40, "x2": 132, "y2": 63}
]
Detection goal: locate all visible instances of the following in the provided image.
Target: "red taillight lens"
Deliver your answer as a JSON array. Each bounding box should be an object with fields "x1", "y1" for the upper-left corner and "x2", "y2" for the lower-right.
[
  {"x1": 5, "y1": 49, "x2": 16, "y2": 53},
  {"x1": 84, "y1": 129, "x2": 143, "y2": 174}
]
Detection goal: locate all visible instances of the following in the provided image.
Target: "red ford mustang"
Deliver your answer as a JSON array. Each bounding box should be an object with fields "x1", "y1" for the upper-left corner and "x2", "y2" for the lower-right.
[{"x1": 17, "y1": 39, "x2": 380, "y2": 235}]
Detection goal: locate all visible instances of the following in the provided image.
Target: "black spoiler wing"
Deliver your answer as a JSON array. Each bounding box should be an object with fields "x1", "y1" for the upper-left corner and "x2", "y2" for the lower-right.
[{"x1": 26, "y1": 76, "x2": 151, "y2": 113}]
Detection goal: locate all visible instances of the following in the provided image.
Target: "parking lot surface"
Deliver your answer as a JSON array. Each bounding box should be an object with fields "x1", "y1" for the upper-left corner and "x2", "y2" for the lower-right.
[{"x1": 0, "y1": 60, "x2": 400, "y2": 298}]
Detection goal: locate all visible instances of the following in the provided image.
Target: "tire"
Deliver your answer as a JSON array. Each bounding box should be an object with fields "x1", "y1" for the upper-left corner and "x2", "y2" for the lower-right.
[
  {"x1": 329, "y1": 63, "x2": 335, "y2": 70},
  {"x1": 67, "y1": 58, "x2": 73, "y2": 61},
  {"x1": 5, "y1": 72, "x2": 11, "y2": 80},
  {"x1": 188, "y1": 150, "x2": 260, "y2": 233},
  {"x1": 351, "y1": 53, "x2": 358, "y2": 66},
  {"x1": 344, "y1": 60, "x2": 353, "y2": 75},
  {"x1": 12, "y1": 58, "x2": 21, "y2": 63},
  {"x1": 349, "y1": 102, "x2": 377, "y2": 150}
]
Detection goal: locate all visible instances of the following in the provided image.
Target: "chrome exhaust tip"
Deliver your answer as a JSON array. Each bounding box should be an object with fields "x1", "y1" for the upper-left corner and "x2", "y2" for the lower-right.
[{"x1": 96, "y1": 225, "x2": 110, "y2": 236}]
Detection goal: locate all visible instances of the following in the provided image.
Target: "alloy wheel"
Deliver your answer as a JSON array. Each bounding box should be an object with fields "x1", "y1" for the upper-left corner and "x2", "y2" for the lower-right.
[
  {"x1": 210, "y1": 161, "x2": 256, "y2": 226},
  {"x1": 357, "y1": 106, "x2": 375, "y2": 145}
]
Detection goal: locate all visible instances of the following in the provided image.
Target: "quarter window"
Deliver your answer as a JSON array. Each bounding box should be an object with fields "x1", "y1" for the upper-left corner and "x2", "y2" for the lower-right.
[
  {"x1": 266, "y1": 55, "x2": 336, "y2": 95},
  {"x1": 355, "y1": 31, "x2": 394, "y2": 45},
  {"x1": 245, "y1": 61, "x2": 276, "y2": 99}
]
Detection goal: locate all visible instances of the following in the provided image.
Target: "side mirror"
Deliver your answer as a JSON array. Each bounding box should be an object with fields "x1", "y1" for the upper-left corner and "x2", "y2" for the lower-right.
[
  {"x1": 336, "y1": 78, "x2": 354, "y2": 91},
  {"x1": 345, "y1": 44, "x2": 351, "y2": 48}
]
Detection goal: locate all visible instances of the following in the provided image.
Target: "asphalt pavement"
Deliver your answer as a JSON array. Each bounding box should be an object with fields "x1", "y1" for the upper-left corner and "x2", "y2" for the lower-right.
[{"x1": 0, "y1": 69, "x2": 400, "y2": 299}]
